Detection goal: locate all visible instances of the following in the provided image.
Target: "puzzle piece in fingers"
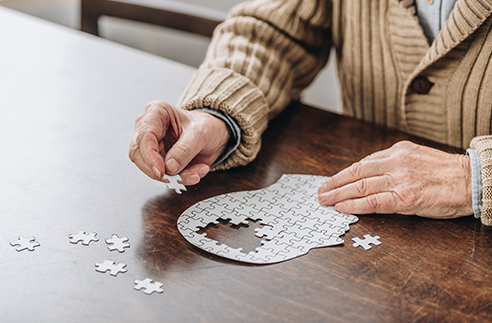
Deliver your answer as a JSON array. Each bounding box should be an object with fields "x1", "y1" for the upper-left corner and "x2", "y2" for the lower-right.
[
  {"x1": 10, "y1": 236, "x2": 40, "y2": 252},
  {"x1": 178, "y1": 174, "x2": 358, "y2": 264},
  {"x1": 134, "y1": 278, "x2": 164, "y2": 295},
  {"x1": 163, "y1": 174, "x2": 186, "y2": 194},
  {"x1": 69, "y1": 231, "x2": 99, "y2": 246},
  {"x1": 95, "y1": 260, "x2": 127, "y2": 276},
  {"x1": 352, "y1": 234, "x2": 381, "y2": 250}
]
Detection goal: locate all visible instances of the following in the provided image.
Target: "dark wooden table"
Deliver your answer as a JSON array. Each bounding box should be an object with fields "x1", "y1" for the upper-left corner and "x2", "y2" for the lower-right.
[{"x1": 1, "y1": 6, "x2": 491, "y2": 323}]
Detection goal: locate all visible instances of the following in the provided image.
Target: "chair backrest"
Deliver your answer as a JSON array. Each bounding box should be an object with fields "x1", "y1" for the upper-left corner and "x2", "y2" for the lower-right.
[{"x1": 81, "y1": 0, "x2": 225, "y2": 38}]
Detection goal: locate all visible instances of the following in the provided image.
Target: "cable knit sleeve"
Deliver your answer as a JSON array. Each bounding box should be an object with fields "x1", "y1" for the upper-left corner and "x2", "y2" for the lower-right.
[
  {"x1": 470, "y1": 136, "x2": 492, "y2": 225},
  {"x1": 177, "y1": 0, "x2": 332, "y2": 170}
]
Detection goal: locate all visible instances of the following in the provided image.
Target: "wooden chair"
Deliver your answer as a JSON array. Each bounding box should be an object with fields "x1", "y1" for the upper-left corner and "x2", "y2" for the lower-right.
[{"x1": 81, "y1": 0, "x2": 225, "y2": 38}]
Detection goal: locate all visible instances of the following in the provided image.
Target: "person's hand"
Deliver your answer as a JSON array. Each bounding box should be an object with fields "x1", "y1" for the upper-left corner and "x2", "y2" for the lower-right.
[
  {"x1": 318, "y1": 141, "x2": 473, "y2": 219},
  {"x1": 129, "y1": 100, "x2": 231, "y2": 185}
]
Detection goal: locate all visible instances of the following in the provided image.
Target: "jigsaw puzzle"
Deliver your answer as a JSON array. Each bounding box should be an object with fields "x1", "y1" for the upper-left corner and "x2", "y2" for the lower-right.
[
  {"x1": 105, "y1": 234, "x2": 130, "y2": 253},
  {"x1": 352, "y1": 234, "x2": 381, "y2": 250},
  {"x1": 163, "y1": 174, "x2": 186, "y2": 194},
  {"x1": 134, "y1": 278, "x2": 164, "y2": 295},
  {"x1": 69, "y1": 231, "x2": 99, "y2": 246},
  {"x1": 95, "y1": 260, "x2": 127, "y2": 276},
  {"x1": 178, "y1": 174, "x2": 358, "y2": 264},
  {"x1": 10, "y1": 236, "x2": 40, "y2": 252}
]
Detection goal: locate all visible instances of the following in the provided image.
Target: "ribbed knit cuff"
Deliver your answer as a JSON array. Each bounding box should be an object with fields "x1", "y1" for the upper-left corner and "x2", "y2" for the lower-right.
[
  {"x1": 194, "y1": 108, "x2": 241, "y2": 168},
  {"x1": 470, "y1": 136, "x2": 492, "y2": 226},
  {"x1": 467, "y1": 149, "x2": 483, "y2": 219},
  {"x1": 177, "y1": 67, "x2": 269, "y2": 171}
]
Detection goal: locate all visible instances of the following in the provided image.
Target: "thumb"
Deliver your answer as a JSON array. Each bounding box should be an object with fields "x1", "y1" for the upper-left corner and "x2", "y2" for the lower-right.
[{"x1": 164, "y1": 131, "x2": 203, "y2": 175}]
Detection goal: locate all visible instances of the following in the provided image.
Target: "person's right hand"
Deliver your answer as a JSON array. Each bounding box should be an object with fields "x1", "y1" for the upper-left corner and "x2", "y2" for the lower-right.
[{"x1": 129, "y1": 100, "x2": 231, "y2": 185}]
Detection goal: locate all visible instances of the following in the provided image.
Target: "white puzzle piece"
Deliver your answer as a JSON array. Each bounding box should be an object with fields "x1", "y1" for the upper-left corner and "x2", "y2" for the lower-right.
[
  {"x1": 163, "y1": 174, "x2": 186, "y2": 194},
  {"x1": 352, "y1": 234, "x2": 381, "y2": 250},
  {"x1": 134, "y1": 278, "x2": 164, "y2": 295},
  {"x1": 105, "y1": 234, "x2": 130, "y2": 253},
  {"x1": 95, "y1": 260, "x2": 128, "y2": 276},
  {"x1": 69, "y1": 231, "x2": 99, "y2": 246},
  {"x1": 178, "y1": 174, "x2": 359, "y2": 264},
  {"x1": 10, "y1": 236, "x2": 40, "y2": 252}
]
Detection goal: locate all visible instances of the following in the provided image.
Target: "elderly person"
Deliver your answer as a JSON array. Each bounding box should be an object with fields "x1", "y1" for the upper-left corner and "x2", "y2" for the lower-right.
[{"x1": 129, "y1": 0, "x2": 492, "y2": 225}]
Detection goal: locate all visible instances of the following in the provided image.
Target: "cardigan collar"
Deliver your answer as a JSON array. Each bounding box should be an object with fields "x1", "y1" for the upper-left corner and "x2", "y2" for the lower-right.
[
  {"x1": 391, "y1": 0, "x2": 492, "y2": 129},
  {"x1": 415, "y1": 0, "x2": 492, "y2": 76},
  {"x1": 394, "y1": 0, "x2": 492, "y2": 80}
]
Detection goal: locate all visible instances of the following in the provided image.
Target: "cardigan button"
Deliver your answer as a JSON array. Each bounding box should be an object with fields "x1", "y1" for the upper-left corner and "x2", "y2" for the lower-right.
[
  {"x1": 411, "y1": 76, "x2": 433, "y2": 94},
  {"x1": 425, "y1": 0, "x2": 434, "y2": 4}
]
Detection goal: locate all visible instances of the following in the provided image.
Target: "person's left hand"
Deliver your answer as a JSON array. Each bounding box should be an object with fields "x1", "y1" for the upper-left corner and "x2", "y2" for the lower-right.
[{"x1": 318, "y1": 141, "x2": 474, "y2": 219}]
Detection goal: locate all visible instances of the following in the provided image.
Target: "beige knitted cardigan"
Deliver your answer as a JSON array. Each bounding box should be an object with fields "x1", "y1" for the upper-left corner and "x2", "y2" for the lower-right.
[{"x1": 178, "y1": 0, "x2": 492, "y2": 225}]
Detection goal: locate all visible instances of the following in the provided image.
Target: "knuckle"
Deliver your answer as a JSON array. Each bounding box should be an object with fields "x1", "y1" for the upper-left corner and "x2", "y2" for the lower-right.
[
  {"x1": 128, "y1": 149, "x2": 136, "y2": 162},
  {"x1": 133, "y1": 130, "x2": 146, "y2": 145},
  {"x1": 128, "y1": 142, "x2": 139, "y2": 161},
  {"x1": 354, "y1": 178, "x2": 368, "y2": 195},
  {"x1": 366, "y1": 194, "x2": 380, "y2": 210},
  {"x1": 383, "y1": 173, "x2": 397, "y2": 189},
  {"x1": 326, "y1": 176, "x2": 339, "y2": 189},
  {"x1": 348, "y1": 162, "x2": 363, "y2": 177},
  {"x1": 393, "y1": 140, "x2": 414, "y2": 150}
]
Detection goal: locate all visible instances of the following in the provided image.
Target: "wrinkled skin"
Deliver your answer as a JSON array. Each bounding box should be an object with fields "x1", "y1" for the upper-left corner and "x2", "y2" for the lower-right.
[
  {"x1": 129, "y1": 100, "x2": 230, "y2": 185},
  {"x1": 318, "y1": 141, "x2": 473, "y2": 219},
  {"x1": 130, "y1": 104, "x2": 473, "y2": 219}
]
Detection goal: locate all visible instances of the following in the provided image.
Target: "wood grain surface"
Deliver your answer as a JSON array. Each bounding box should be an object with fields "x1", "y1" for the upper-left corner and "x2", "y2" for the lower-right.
[
  {"x1": 138, "y1": 102, "x2": 492, "y2": 322},
  {"x1": 1, "y1": 7, "x2": 491, "y2": 322}
]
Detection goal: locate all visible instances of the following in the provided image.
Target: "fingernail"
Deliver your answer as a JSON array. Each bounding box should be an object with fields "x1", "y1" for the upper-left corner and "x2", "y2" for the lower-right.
[
  {"x1": 318, "y1": 192, "x2": 330, "y2": 205},
  {"x1": 166, "y1": 158, "x2": 179, "y2": 174},
  {"x1": 188, "y1": 174, "x2": 200, "y2": 185},
  {"x1": 198, "y1": 166, "x2": 209, "y2": 177},
  {"x1": 153, "y1": 166, "x2": 161, "y2": 178},
  {"x1": 335, "y1": 202, "x2": 346, "y2": 212}
]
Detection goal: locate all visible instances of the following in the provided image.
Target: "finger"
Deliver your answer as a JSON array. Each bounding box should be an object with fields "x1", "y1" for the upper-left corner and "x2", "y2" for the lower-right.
[
  {"x1": 180, "y1": 164, "x2": 210, "y2": 185},
  {"x1": 139, "y1": 132, "x2": 166, "y2": 177},
  {"x1": 129, "y1": 148, "x2": 163, "y2": 181},
  {"x1": 334, "y1": 191, "x2": 399, "y2": 214},
  {"x1": 318, "y1": 175, "x2": 390, "y2": 206},
  {"x1": 318, "y1": 158, "x2": 391, "y2": 193},
  {"x1": 130, "y1": 106, "x2": 172, "y2": 179},
  {"x1": 165, "y1": 130, "x2": 203, "y2": 175}
]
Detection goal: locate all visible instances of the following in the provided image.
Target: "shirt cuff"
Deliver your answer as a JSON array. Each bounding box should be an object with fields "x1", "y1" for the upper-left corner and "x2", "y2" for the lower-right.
[
  {"x1": 467, "y1": 148, "x2": 483, "y2": 219},
  {"x1": 194, "y1": 108, "x2": 242, "y2": 168}
]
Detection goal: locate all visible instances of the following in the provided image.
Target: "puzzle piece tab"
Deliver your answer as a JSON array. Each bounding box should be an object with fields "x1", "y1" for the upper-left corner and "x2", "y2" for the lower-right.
[
  {"x1": 95, "y1": 260, "x2": 127, "y2": 276},
  {"x1": 10, "y1": 236, "x2": 40, "y2": 252},
  {"x1": 163, "y1": 174, "x2": 186, "y2": 194},
  {"x1": 69, "y1": 231, "x2": 99, "y2": 246},
  {"x1": 105, "y1": 234, "x2": 130, "y2": 253},
  {"x1": 352, "y1": 234, "x2": 381, "y2": 250},
  {"x1": 134, "y1": 278, "x2": 164, "y2": 295}
]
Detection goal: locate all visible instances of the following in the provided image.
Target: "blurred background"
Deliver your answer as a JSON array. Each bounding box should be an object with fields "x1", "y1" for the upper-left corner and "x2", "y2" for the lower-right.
[{"x1": 0, "y1": 0, "x2": 341, "y2": 113}]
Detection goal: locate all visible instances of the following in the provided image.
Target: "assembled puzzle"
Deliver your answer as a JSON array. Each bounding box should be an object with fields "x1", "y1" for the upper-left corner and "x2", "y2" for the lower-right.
[{"x1": 178, "y1": 174, "x2": 359, "y2": 264}]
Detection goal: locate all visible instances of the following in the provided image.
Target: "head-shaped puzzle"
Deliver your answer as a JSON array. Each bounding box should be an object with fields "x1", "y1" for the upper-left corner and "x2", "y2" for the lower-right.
[{"x1": 178, "y1": 174, "x2": 358, "y2": 264}]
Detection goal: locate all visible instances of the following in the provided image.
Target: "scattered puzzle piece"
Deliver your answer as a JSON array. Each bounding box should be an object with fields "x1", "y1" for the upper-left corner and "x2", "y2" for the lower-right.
[
  {"x1": 178, "y1": 174, "x2": 359, "y2": 264},
  {"x1": 352, "y1": 234, "x2": 381, "y2": 250},
  {"x1": 105, "y1": 234, "x2": 130, "y2": 253},
  {"x1": 69, "y1": 231, "x2": 99, "y2": 246},
  {"x1": 10, "y1": 236, "x2": 40, "y2": 252},
  {"x1": 163, "y1": 174, "x2": 186, "y2": 194},
  {"x1": 95, "y1": 260, "x2": 127, "y2": 276},
  {"x1": 134, "y1": 278, "x2": 164, "y2": 295}
]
